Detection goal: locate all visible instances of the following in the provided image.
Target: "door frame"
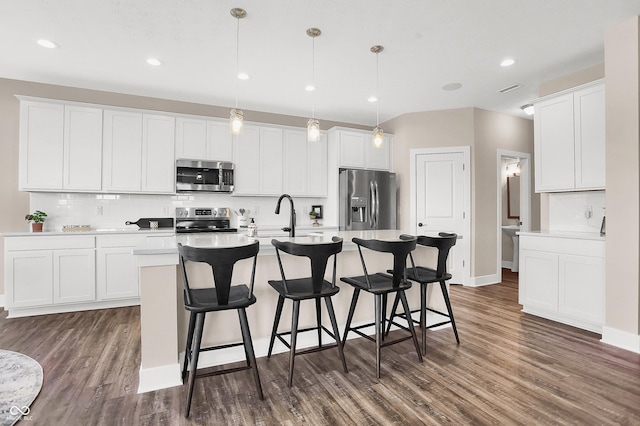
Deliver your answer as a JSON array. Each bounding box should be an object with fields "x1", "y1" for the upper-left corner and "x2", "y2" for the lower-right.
[
  {"x1": 496, "y1": 149, "x2": 532, "y2": 283},
  {"x1": 410, "y1": 146, "x2": 471, "y2": 286}
]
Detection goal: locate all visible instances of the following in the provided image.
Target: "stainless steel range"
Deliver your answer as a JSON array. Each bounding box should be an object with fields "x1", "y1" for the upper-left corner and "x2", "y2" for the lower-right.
[{"x1": 175, "y1": 207, "x2": 237, "y2": 233}]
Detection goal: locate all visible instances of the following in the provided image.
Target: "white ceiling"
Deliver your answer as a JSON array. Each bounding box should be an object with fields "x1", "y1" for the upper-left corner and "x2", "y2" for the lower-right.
[{"x1": 1, "y1": 1, "x2": 639, "y2": 126}]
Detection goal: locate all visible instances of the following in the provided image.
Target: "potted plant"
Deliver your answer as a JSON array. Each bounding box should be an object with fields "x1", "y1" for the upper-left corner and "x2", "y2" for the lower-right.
[
  {"x1": 309, "y1": 210, "x2": 320, "y2": 227},
  {"x1": 25, "y1": 210, "x2": 47, "y2": 232}
]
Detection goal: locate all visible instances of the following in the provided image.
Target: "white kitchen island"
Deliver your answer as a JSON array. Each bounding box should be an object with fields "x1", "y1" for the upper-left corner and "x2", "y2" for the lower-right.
[{"x1": 133, "y1": 230, "x2": 449, "y2": 393}]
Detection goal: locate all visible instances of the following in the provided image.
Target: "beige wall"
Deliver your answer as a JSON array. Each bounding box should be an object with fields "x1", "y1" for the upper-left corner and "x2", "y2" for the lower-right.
[
  {"x1": 0, "y1": 77, "x2": 368, "y2": 297},
  {"x1": 604, "y1": 17, "x2": 640, "y2": 334},
  {"x1": 383, "y1": 107, "x2": 535, "y2": 279},
  {"x1": 539, "y1": 63, "x2": 605, "y2": 97}
]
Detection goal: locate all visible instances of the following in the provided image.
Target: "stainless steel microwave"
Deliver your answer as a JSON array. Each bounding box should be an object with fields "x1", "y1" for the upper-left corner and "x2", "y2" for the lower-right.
[{"x1": 176, "y1": 159, "x2": 234, "y2": 193}]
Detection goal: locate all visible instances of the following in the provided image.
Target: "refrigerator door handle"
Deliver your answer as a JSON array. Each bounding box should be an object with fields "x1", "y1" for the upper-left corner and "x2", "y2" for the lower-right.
[
  {"x1": 374, "y1": 181, "x2": 380, "y2": 229},
  {"x1": 369, "y1": 181, "x2": 376, "y2": 228}
]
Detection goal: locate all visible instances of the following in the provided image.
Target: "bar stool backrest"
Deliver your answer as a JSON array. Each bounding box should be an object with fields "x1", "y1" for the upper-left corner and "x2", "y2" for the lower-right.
[
  {"x1": 411, "y1": 233, "x2": 457, "y2": 278},
  {"x1": 352, "y1": 235, "x2": 417, "y2": 287},
  {"x1": 178, "y1": 240, "x2": 260, "y2": 306},
  {"x1": 271, "y1": 237, "x2": 343, "y2": 293}
]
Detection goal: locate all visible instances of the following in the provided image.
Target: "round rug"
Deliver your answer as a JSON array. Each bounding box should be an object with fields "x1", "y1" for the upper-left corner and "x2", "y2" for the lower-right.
[{"x1": 0, "y1": 350, "x2": 43, "y2": 426}]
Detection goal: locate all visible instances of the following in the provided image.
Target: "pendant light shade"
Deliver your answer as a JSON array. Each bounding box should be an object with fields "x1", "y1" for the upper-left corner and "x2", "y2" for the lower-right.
[
  {"x1": 306, "y1": 28, "x2": 321, "y2": 142},
  {"x1": 371, "y1": 45, "x2": 384, "y2": 148},
  {"x1": 230, "y1": 8, "x2": 246, "y2": 135},
  {"x1": 307, "y1": 118, "x2": 320, "y2": 142}
]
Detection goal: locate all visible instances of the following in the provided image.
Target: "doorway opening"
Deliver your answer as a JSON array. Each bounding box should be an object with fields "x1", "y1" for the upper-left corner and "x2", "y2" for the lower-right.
[{"x1": 496, "y1": 150, "x2": 531, "y2": 284}]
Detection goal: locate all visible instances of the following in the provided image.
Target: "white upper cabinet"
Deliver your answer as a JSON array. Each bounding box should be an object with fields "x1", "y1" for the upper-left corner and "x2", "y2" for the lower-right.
[
  {"x1": 19, "y1": 100, "x2": 102, "y2": 191},
  {"x1": 533, "y1": 81, "x2": 605, "y2": 192},
  {"x1": 141, "y1": 114, "x2": 175, "y2": 193},
  {"x1": 175, "y1": 117, "x2": 233, "y2": 162},
  {"x1": 103, "y1": 110, "x2": 175, "y2": 193},
  {"x1": 331, "y1": 127, "x2": 393, "y2": 171},
  {"x1": 232, "y1": 125, "x2": 261, "y2": 195},
  {"x1": 64, "y1": 105, "x2": 103, "y2": 191},
  {"x1": 103, "y1": 109, "x2": 143, "y2": 192},
  {"x1": 259, "y1": 126, "x2": 284, "y2": 195},
  {"x1": 283, "y1": 130, "x2": 328, "y2": 197}
]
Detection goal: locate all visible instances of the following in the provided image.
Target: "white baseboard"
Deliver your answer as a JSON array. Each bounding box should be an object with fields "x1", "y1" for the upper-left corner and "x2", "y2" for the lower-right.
[
  {"x1": 468, "y1": 273, "x2": 501, "y2": 287},
  {"x1": 137, "y1": 363, "x2": 182, "y2": 394},
  {"x1": 501, "y1": 260, "x2": 513, "y2": 270},
  {"x1": 601, "y1": 326, "x2": 640, "y2": 354},
  {"x1": 0, "y1": 294, "x2": 4, "y2": 308}
]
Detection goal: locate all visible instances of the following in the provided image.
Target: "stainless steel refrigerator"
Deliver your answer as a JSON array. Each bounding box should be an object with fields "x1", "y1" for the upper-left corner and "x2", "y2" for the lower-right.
[{"x1": 339, "y1": 169, "x2": 396, "y2": 230}]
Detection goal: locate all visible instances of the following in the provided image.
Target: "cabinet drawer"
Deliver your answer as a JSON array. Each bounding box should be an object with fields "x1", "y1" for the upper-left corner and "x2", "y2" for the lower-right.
[
  {"x1": 96, "y1": 233, "x2": 166, "y2": 248},
  {"x1": 5, "y1": 236, "x2": 95, "y2": 251},
  {"x1": 519, "y1": 236, "x2": 604, "y2": 257}
]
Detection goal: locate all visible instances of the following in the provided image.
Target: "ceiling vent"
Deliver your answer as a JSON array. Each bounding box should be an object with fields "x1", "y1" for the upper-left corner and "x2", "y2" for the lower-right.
[{"x1": 498, "y1": 84, "x2": 523, "y2": 94}]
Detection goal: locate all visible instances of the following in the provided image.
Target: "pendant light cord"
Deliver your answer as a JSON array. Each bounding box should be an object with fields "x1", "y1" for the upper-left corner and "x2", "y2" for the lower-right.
[
  {"x1": 311, "y1": 35, "x2": 316, "y2": 119},
  {"x1": 376, "y1": 51, "x2": 380, "y2": 127},
  {"x1": 235, "y1": 16, "x2": 240, "y2": 109}
]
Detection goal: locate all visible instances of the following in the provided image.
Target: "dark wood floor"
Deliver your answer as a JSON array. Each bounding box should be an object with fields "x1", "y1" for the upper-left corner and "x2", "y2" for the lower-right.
[{"x1": 2, "y1": 270, "x2": 639, "y2": 425}]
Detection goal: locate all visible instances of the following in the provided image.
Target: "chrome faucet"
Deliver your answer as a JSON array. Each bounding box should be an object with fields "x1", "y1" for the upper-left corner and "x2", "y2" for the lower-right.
[{"x1": 275, "y1": 194, "x2": 296, "y2": 237}]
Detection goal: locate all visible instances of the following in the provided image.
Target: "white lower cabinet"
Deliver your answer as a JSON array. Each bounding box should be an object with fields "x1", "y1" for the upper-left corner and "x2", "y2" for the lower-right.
[
  {"x1": 96, "y1": 235, "x2": 148, "y2": 300},
  {"x1": 4, "y1": 233, "x2": 166, "y2": 317},
  {"x1": 519, "y1": 234, "x2": 605, "y2": 333}
]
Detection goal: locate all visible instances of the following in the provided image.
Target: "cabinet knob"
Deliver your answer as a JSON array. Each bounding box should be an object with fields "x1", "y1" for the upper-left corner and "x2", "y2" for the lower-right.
[{"x1": 418, "y1": 222, "x2": 424, "y2": 227}]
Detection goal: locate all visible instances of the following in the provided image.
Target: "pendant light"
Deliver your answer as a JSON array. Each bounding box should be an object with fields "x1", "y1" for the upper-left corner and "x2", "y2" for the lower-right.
[
  {"x1": 371, "y1": 45, "x2": 384, "y2": 148},
  {"x1": 230, "y1": 8, "x2": 246, "y2": 135},
  {"x1": 306, "y1": 28, "x2": 321, "y2": 142}
]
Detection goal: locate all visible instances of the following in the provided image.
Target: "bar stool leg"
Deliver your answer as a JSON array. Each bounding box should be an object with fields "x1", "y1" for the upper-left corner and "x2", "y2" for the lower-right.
[
  {"x1": 324, "y1": 296, "x2": 348, "y2": 373},
  {"x1": 420, "y1": 283, "x2": 427, "y2": 355},
  {"x1": 185, "y1": 312, "x2": 205, "y2": 418},
  {"x1": 288, "y1": 300, "x2": 301, "y2": 387},
  {"x1": 381, "y1": 294, "x2": 387, "y2": 342},
  {"x1": 342, "y1": 288, "x2": 360, "y2": 346},
  {"x1": 182, "y1": 312, "x2": 196, "y2": 382},
  {"x1": 238, "y1": 307, "x2": 264, "y2": 400},
  {"x1": 268, "y1": 296, "x2": 285, "y2": 358},
  {"x1": 374, "y1": 294, "x2": 383, "y2": 378},
  {"x1": 399, "y1": 290, "x2": 423, "y2": 363},
  {"x1": 316, "y1": 298, "x2": 322, "y2": 348},
  {"x1": 440, "y1": 280, "x2": 460, "y2": 344},
  {"x1": 384, "y1": 294, "x2": 400, "y2": 336}
]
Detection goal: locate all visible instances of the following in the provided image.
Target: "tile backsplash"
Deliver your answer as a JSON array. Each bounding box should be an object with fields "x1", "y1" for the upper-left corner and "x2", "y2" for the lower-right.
[
  {"x1": 30, "y1": 193, "x2": 329, "y2": 231},
  {"x1": 548, "y1": 190, "x2": 605, "y2": 233}
]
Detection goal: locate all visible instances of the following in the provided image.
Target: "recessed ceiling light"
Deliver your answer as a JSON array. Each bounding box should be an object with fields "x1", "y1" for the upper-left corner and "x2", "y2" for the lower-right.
[
  {"x1": 442, "y1": 82, "x2": 462, "y2": 91},
  {"x1": 37, "y1": 39, "x2": 58, "y2": 49},
  {"x1": 368, "y1": 96, "x2": 378, "y2": 103},
  {"x1": 500, "y1": 58, "x2": 516, "y2": 67},
  {"x1": 305, "y1": 84, "x2": 316, "y2": 92},
  {"x1": 146, "y1": 58, "x2": 162, "y2": 66},
  {"x1": 237, "y1": 72, "x2": 250, "y2": 80}
]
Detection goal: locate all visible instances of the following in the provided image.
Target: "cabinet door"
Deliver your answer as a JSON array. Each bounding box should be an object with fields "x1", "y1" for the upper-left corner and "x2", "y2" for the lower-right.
[
  {"x1": 534, "y1": 94, "x2": 575, "y2": 192},
  {"x1": 19, "y1": 101, "x2": 64, "y2": 190},
  {"x1": 53, "y1": 249, "x2": 96, "y2": 304},
  {"x1": 103, "y1": 109, "x2": 143, "y2": 192},
  {"x1": 558, "y1": 254, "x2": 605, "y2": 325},
  {"x1": 96, "y1": 247, "x2": 139, "y2": 299},
  {"x1": 5, "y1": 250, "x2": 53, "y2": 308},
  {"x1": 259, "y1": 127, "x2": 284, "y2": 195},
  {"x1": 283, "y1": 129, "x2": 308, "y2": 196},
  {"x1": 142, "y1": 114, "x2": 175, "y2": 193},
  {"x1": 365, "y1": 133, "x2": 392, "y2": 170},
  {"x1": 64, "y1": 105, "x2": 103, "y2": 191},
  {"x1": 338, "y1": 130, "x2": 365, "y2": 168},
  {"x1": 307, "y1": 133, "x2": 328, "y2": 197},
  {"x1": 175, "y1": 117, "x2": 207, "y2": 160},
  {"x1": 519, "y1": 249, "x2": 558, "y2": 311},
  {"x1": 574, "y1": 84, "x2": 605, "y2": 190},
  {"x1": 207, "y1": 120, "x2": 233, "y2": 162},
  {"x1": 232, "y1": 125, "x2": 261, "y2": 195}
]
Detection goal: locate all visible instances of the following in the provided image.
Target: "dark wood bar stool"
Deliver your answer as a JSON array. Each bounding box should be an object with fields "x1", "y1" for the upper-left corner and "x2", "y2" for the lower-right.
[
  {"x1": 386, "y1": 233, "x2": 459, "y2": 355},
  {"x1": 340, "y1": 236, "x2": 423, "y2": 378},
  {"x1": 178, "y1": 240, "x2": 263, "y2": 418},
  {"x1": 267, "y1": 237, "x2": 348, "y2": 387}
]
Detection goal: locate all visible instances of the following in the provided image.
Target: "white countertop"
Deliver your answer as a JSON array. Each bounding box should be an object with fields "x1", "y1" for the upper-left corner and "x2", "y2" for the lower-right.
[
  {"x1": 1, "y1": 228, "x2": 176, "y2": 237},
  {"x1": 517, "y1": 230, "x2": 605, "y2": 241},
  {"x1": 133, "y1": 229, "x2": 415, "y2": 256}
]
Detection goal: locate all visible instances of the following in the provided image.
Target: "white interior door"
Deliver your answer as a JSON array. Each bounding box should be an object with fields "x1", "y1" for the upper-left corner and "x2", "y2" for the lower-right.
[{"x1": 412, "y1": 149, "x2": 469, "y2": 285}]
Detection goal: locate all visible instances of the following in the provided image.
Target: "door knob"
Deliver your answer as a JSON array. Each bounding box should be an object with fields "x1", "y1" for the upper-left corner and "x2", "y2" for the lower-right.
[{"x1": 418, "y1": 222, "x2": 424, "y2": 227}]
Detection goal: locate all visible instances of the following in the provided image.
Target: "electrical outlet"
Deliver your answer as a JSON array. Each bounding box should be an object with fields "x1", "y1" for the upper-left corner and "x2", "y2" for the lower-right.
[
  {"x1": 96, "y1": 206, "x2": 103, "y2": 216},
  {"x1": 162, "y1": 206, "x2": 170, "y2": 215},
  {"x1": 253, "y1": 205, "x2": 259, "y2": 215},
  {"x1": 585, "y1": 206, "x2": 593, "y2": 219}
]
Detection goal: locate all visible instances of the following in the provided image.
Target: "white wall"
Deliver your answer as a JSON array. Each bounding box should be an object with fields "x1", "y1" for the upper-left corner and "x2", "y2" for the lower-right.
[{"x1": 547, "y1": 191, "x2": 606, "y2": 233}]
